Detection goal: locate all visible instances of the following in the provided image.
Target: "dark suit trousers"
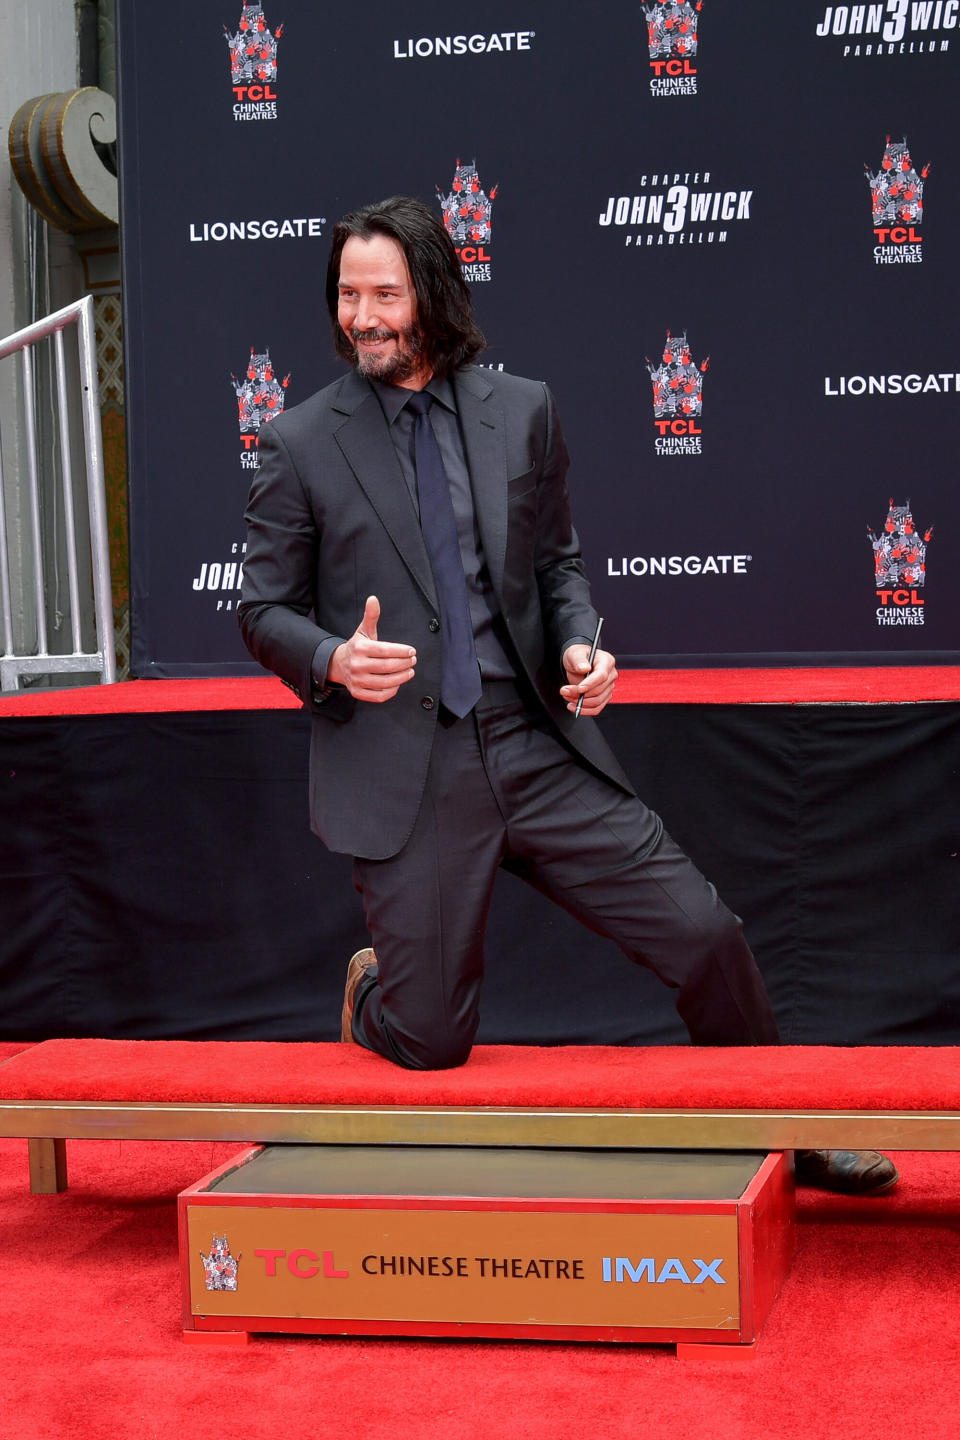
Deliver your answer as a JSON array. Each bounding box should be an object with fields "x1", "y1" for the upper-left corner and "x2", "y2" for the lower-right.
[{"x1": 352, "y1": 682, "x2": 780, "y2": 1069}]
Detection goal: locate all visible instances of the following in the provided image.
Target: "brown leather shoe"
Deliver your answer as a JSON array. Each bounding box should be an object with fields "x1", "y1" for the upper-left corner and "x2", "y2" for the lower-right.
[
  {"x1": 794, "y1": 1149, "x2": 899, "y2": 1194},
  {"x1": 340, "y1": 948, "x2": 377, "y2": 1043}
]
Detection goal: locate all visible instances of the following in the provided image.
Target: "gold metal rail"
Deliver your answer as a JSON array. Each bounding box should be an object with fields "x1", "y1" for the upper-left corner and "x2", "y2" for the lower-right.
[{"x1": 4, "y1": 1100, "x2": 959, "y2": 1194}]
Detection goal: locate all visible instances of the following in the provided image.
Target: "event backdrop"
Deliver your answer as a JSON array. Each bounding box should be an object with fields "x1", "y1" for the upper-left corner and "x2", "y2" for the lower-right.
[{"x1": 118, "y1": 1, "x2": 960, "y2": 676}]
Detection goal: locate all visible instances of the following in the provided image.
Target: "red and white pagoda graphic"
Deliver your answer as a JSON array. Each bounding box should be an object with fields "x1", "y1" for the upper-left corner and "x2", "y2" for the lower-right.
[
  {"x1": 865, "y1": 137, "x2": 928, "y2": 230},
  {"x1": 232, "y1": 347, "x2": 290, "y2": 436},
  {"x1": 646, "y1": 331, "x2": 709, "y2": 418},
  {"x1": 225, "y1": 4, "x2": 283, "y2": 85},
  {"x1": 437, "y1": 160, "x2": 497, "y2": 255},
  {"x1": 200, "y1": 1236, "x2": 240, "y2": 1292},
  {"x1": 869, "y1": 499, "x2": 933, "y2": 589},
  {"x1": 644, "y1": 0, "x2": 702, "y2": 58}
]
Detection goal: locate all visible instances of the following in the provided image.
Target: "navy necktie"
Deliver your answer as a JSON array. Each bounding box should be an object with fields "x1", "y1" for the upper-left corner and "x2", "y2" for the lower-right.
[{"x1": 406, "y1": 390, "x2": 482, "y2": 718}]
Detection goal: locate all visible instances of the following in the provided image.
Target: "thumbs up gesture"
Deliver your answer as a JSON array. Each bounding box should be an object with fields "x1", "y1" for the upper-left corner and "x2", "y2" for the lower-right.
[
  {"x1": 357, "y1": 594, "x2": 380, "y2": 642},
  {"x1": 327, "y1": 596, "x2": 417, "y2": 703}
]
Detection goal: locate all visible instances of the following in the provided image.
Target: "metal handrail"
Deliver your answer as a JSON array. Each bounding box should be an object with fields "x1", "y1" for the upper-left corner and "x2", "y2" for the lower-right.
[{"x1": 0, "y1": 295, "x2": 115, "y2": 692}]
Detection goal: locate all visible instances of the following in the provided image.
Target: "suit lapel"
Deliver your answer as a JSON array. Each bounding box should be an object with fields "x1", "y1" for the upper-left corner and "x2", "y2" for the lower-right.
[
  {"x1": 332, "y1": 373, "x2": 437, "y2": 609},
  {"x1": 454, "y1": 368, "x2": 508, "y2": 599}
]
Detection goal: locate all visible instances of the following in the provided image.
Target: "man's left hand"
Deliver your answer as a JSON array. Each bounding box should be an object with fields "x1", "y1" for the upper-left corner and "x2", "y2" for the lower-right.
[{"x1": 560, "y1": 644, "x2": 618, "y2": 716}]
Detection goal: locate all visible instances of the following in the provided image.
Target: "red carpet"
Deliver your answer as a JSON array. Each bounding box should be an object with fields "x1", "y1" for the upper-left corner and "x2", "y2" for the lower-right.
[
  {"x1": 2, "y1": 1039, "x2": 958, "y2": 1111},
  {"x1": 613, "y1": 665, "x2": 960, "y2": 704},
  {"x1": 1, "y1": 1137, "x2": 958, "y2": 1440},
  {"x1": 0, "y1": 675, "x2": 302, "y2": 716},
  {"x1": 0, "y1": 1042, "x2": 31, "y2": 1062},
  {"x1": 0, "y1": 667, "x2": 958, "y2": 717}
]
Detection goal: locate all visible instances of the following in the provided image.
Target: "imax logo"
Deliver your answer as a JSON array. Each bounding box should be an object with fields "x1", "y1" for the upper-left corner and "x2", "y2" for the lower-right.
[{"x1": 602, "y1": 1256, "x2": 726, "y2": 1284}]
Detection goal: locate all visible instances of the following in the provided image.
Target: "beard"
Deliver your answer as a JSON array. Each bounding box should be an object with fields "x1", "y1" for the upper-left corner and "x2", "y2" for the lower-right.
[{"x1": 350, "y1": 323, "x2": 425, "y2": 385}]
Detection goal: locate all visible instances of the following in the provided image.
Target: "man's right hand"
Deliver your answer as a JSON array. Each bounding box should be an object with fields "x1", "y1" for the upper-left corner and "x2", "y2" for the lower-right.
[{"x1": 327, "y1": 596, "x2": 417, "y2": 703}]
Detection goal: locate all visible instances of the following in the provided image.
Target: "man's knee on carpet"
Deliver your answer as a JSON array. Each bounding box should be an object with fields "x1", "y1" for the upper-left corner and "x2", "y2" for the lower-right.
[
  {"x1": 385, "y1": 1022, "x2": 474, "y2": 1071},
  {"x1": 358, "y1": 992, "x2": 477, "y2": 1071}
]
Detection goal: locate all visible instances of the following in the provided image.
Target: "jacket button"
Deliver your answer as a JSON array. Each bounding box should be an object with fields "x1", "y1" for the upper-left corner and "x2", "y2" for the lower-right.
[
  {"x1": 421, "y1": 696, "x2": 436, "y2": 711},
  {"x1": 428, "y1": 617, "x2": 440, "y2": 633}
]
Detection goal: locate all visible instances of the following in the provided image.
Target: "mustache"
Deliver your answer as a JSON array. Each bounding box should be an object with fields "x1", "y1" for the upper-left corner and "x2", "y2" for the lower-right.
[{"x1": 350, "y1": 327, "x2": 398, "y2": 344}]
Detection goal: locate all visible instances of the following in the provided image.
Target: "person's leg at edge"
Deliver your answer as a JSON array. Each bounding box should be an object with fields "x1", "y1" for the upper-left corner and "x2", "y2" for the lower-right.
[
  {"x1": 478, "y1": 705, "x2": 897, "y2": 1194},
  {"x1": 349, "y1": 705, "x2": 505, "y2": 1070}
]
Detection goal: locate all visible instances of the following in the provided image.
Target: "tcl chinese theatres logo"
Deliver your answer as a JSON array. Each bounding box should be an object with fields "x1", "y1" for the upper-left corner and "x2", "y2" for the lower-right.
[{"x1": 225, "y1": 3, "x2": 284, "y2": 120}]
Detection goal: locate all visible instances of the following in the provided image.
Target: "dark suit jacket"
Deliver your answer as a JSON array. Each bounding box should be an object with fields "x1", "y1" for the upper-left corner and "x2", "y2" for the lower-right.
[{"x1": 239, "y1": 364, "x2": 634, "y2": 859}]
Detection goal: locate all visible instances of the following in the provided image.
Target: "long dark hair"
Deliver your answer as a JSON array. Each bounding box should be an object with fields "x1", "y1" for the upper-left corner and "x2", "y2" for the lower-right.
[{"x1": 326, "y1": 196, "x2": 486, "y2": 379}]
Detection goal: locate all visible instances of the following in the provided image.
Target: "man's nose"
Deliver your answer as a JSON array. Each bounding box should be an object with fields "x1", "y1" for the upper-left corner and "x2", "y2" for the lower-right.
[{"x1": 354, "y1": 298, "x2": 381, "y2": 331}]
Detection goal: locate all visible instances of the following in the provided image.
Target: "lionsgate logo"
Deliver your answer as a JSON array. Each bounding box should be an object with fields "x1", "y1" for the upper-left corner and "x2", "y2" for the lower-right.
[
  {"x1": 392, "y1": 30, "x2": 534, "y2": 59},
  {"x1": 644, "y1": 0, "x2": 703, "y2": 97},
  {"x1": 188, "y1": 216, "x2": 325, "y2": 244},
  {"x1": 815, "y1": 2, "x2": 955, "y2": 56},
  {"x1": 865, "y1": 135, "x2": 930, "y2": 263},
  {"x1": 438, "y1": 159, "x2": 498, "y2": 282},
  {"x1": 824, "y1": 368, "x2": 960, "y2": 396},
  {"x1": 869, "y1": 497, "x2": 933, "y2": 626},
  {"x1": 607, "y1": 552, "x2": 751, "y2": 579},
  {"x1": 646, "y1": 331, "x2": 709, "y2": 455},
  {"x1": 225, "y1": 2, "x2": 284, "y2": 120},
  {"x1": 599, "y1": 174, "x2": 752, "y2": 247}
]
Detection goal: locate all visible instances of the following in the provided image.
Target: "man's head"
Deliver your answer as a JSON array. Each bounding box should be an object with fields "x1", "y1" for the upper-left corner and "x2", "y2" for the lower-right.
[{"x1": 326, "y1": 196, "x2": 486, "y2": 386}]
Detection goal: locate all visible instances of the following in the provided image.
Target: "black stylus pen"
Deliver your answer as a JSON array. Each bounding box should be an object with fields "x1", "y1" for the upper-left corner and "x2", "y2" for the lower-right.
[{"x1": 574, "y1": 617, "x2": 603, "y2": 719}]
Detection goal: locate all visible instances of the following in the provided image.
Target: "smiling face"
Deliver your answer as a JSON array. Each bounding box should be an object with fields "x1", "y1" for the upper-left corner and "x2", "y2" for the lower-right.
[{"x1": 336, "y1": 233, "x2": 431, "y2": 390}]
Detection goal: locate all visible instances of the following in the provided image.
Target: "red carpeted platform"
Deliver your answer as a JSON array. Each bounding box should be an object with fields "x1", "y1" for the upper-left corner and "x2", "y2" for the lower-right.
[
  {"x1": 0, "y1": 668, "x2": 959, "y2": 717},
  {"x1": 2, "y1": 1039, "x2": 959, "y2": 1112}
]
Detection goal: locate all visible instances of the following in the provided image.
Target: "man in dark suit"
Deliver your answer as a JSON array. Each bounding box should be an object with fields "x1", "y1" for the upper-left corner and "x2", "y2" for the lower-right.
[{"x1": 239, "y1": 196, "x2": 896, "y2": 1194}]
